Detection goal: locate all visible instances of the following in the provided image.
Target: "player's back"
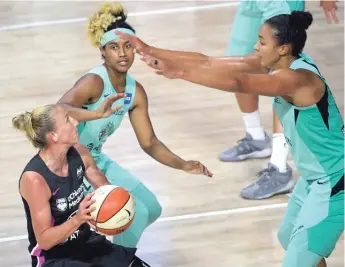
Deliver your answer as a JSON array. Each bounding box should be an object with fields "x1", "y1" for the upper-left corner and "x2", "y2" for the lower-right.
[{"x1": 273, "y1": 53, "x2": 344, "y2": 183}]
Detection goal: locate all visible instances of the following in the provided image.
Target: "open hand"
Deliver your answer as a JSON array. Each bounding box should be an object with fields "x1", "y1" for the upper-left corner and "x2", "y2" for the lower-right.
[
  {"x1": 140, "y1": 55, "x2": 184, "y2": 79},
  {"x1": 96, "y1": 94, "x2": 125, "y2": 118},
  {"x1": 182, "y1": 160, "x2": 213, "y2": 178},
  {"x1": 320, "y1": 0, "x2": 339, "y2": 23},
  {"x1": 115, "y1": 30, "x2": 151, "y2": 55}
]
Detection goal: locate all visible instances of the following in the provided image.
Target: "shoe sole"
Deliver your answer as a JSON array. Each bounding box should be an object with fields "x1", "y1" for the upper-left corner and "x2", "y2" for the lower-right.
[
  {"x1": 241, "y1": 179, "x2": 295, "y2": 200},
  {"x1": 219, "y1": 148, "x2": 272, "y2": 162}
]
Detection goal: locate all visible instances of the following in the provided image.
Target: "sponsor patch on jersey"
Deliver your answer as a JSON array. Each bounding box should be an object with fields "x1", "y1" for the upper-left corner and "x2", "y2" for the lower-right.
[
  {"x1": 56, "y1": 198, "x2": 68, "y2": 212},
  {"x1": 124, "y1": 93, "x2": 132, "y2": 105}
]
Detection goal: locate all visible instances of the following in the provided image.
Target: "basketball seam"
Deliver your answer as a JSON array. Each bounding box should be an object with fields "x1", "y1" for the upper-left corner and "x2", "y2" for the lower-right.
[{"x1": 96, "y1": 189, "x2": 130, "y2": 224}]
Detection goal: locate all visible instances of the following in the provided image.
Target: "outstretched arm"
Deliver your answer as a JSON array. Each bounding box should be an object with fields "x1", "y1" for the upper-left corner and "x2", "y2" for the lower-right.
[
  {"x1": 115, "y1": 31, "x2": 267, "y2": 74},
  {"x1": 57, "y1": 74, "x2": 124, "y2": 122},
  {"x1": 128, "y1": 82, "x2": 213, "y2": 177},
  {"x1": 146, "y1": 55, "x2": 306, "y2": 97}
]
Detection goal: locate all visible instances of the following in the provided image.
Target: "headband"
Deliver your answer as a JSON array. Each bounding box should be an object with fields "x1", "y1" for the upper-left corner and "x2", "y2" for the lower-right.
[{"x1": 100, "y1": 28, "x2": 135, "y2": 47}]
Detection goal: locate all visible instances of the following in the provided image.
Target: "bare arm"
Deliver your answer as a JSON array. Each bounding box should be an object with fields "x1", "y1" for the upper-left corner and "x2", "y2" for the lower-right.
[
  {"x1": 180, "y1": 66, "x2": 306, "y2": 96},
  {"x1": 129, "y1": 82, "x2": 187, "y2": 170},
  {"x1": 74, "y1": 144, "x2": 111, "y2": 189},
  {"x1": 57, "y1": 74, "x2": 124, "y2": 122},
  {"x1": 19, "y1": 172, "x2": 82, "y2": 250}
]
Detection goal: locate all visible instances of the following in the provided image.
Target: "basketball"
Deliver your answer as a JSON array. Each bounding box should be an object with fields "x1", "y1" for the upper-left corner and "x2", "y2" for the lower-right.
[{"x1": 89, "y1": 185, "x2": 135, "y2": 235}]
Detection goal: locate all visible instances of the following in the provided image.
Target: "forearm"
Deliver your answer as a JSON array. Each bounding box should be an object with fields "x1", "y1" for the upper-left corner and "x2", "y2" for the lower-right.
[
  {"x1": 179, "y1": 60, "x2": 244, "y2": 93},
  {"x1": 143, "y1": 139, "x2": 186, "y2": 170},
  {"x1": 148, "y1": 46, "x2": 208, "y2": 62},
  {"x1": 38, "y1": 217, "x2": 81, "y2": 250},
  {"x1": 59, "y1": 103, "x2": 101, "y2": 122}
]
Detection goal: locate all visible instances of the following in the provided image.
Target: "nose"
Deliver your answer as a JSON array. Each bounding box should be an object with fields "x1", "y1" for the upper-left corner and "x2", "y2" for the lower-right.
[{"x1": 254, "y1": 41, "x2": 259, "y2": 52}]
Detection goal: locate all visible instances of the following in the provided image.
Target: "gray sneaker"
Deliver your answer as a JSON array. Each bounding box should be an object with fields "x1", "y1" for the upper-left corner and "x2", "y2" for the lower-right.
[
  {"x1": 240, "y1": 163, "x2": 294, "y2": 200},
  {"x1": 219, "y1": 132, "x2": 272, "y2": 162}
]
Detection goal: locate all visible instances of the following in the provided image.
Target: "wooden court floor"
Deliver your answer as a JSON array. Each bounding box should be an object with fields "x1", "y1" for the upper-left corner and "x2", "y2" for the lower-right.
[{"x1": 0, "y1": 1, "x2": 343, "y2": 266}]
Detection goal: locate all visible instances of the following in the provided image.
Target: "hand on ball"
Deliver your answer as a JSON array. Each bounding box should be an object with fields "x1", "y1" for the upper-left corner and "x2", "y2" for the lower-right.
[{"x1": 75, "y1": 192, "x2": 96, "y2": 225}]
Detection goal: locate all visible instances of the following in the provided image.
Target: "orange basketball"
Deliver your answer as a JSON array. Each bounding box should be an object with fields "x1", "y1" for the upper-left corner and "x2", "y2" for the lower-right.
[{"x1": 89, "y1": 185, "x2": 135, "y2": 235}]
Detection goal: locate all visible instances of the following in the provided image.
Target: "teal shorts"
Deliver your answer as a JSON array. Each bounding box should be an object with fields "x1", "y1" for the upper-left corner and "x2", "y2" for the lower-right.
[
  {"x1": 278, "y1": 171, "x2": 344, "y2": 266},
  {"x1": 227, "y1": 0, "x2": 305, "y2": 56},
  {"x1": 83, "y1": 153, "x2": 141, "y2": 194}
]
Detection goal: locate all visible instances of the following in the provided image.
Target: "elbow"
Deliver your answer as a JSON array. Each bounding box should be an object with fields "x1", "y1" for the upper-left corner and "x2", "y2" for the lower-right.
[
  {"x1": 140, "y1": 138, "x2": 159, "y2": 154},
  {"x1": 37, "y1": 239, "x2": 53, "y2": 251}
]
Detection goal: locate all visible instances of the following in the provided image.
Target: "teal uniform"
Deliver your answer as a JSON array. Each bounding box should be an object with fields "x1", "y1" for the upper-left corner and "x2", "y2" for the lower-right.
[
  {"x1": 274, "y1": 53, "x2": 344, "y2": 266},
  {"x1": 77, "y1": 64, "x2": 162, "y2": 248},
  {"x1": 227, "y1": 0, "x2": 305, "y2": 56}
]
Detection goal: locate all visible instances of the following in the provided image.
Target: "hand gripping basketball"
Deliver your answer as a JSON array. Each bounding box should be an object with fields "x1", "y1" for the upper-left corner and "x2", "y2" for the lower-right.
[
  {"x1": 75, "y1": 192, "x2": 96, "y2": 225},
  {"x1": 88, "y1": 185, "x2": 136, "y2": 236}
]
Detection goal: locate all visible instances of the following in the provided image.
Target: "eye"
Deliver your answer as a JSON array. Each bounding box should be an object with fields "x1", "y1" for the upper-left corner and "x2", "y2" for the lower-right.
[
  {"x1": 110, "y1": 45, "x2": 118, "y2": 50},
  {"x1": 126, "y1": 43, "x2": 133, "y2": 49}
]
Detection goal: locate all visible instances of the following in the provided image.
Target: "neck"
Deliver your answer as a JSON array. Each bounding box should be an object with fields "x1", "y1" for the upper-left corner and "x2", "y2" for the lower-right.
[
  {"x1": 104, "y1": 62, "x2": 127, "y2": 93},
  {"x1": 272, "y1": 55, "x2": 296, "y2": 70},
  {"x1": 40, "y1": 145, "x2": 70, "y2": 176}
]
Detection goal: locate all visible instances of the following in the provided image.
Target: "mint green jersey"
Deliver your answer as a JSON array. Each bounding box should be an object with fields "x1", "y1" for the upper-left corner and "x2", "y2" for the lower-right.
[
  {"x1": 77, "y1": 64, "x2": 137, "y2": 162},
  {"x1": 273, "y1": 53, "x2": 344, "y2": 183}
]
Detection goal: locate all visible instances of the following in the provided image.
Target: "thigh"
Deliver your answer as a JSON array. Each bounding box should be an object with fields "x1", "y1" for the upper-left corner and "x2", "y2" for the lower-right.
[
  {"x1": 83, "y1": 154, "x2": 141, "y2": 193},
  {"x1": 293, "y1": 174, "x2": 344, "y2": 257},
  {"x1": 287, "y1": 0, "x2": 305, "y2": 12},
  {"x1": 89, "y1": 239, "x2": 136, "y2": 267},
  {"x1": 278, "y1": 177, "x2": 309, "y2": 248},
  {"x1": 227, "y1": 7, "x2": 262, "y2": 56}
]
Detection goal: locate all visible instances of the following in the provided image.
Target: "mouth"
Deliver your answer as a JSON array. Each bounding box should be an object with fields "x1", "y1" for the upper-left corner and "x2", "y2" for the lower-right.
[{"x1": 117, "y1": 60, "x2": 129, "y2": 67}]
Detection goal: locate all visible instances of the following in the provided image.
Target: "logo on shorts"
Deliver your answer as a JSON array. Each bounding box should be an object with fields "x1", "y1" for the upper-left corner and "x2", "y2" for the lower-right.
[
  {"x1": 76, "y1": 166, "x2": 83, "y2": 180},
  {"x1": 56, "y1": 198, "x2": 68, "y2": 212}
]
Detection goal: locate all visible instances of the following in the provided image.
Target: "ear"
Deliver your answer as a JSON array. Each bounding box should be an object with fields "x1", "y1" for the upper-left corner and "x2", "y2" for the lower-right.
[
  {"x1": 99, "y1": 46, "x2": 106, "y2": 59},
  {"x1": 278, "y1": 44, "x2": 291, "y2": 56},
  {"x1": 48, "y1": 132, "x2": 59, "y2": 143}
]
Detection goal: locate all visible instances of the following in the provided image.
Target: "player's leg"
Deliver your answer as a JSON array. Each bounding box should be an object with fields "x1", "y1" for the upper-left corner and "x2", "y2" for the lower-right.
[
  {"x1": 219, "y1": 2, "x2": 271, "y2": 163},
  {"x1": 277, "y1": 177, "x2": 309, "y2": 248},
  {"x1": 85, "y1": 154, "x2": 162, "y2": 248},
  {"x1": 240, "y1": 109, "x2": 294, "y2": 200},
  {"x1": 282, "y1": 173, "x2": 344, "y2": 267}
]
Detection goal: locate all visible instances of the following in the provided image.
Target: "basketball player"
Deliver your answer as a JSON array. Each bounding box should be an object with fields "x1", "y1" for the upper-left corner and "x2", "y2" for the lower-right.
[
  {"x1": 57, "y1": 2, "x2": 212, "y2": 249},
  {"x1": 220, "y1": 0, "x2": 306, "y2": 201},
  {"x1": 13, "y1": 104, "x2": 152, "y2": 267},
  {"x1": 118, "y1": 11, "x2": 344, "y2": 267},
  {"x1": 220, "y1": 0, "x2": 339, "y2": 200}
]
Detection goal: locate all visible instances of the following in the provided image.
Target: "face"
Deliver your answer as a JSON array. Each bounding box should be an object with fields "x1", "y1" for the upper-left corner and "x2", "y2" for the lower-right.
[
  {"x1": 50, "y1": 107, "x2": 79, "y2": 146},
  {"x1": 254, "y1": 24, "x2": 287, "y2": 69},
  {"x1": 101, "y1": 39, "x2": 135, "y2": 73}
]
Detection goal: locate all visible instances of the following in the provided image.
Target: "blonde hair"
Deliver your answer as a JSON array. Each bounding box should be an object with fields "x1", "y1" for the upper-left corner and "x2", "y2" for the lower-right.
[
  {"x1": 12, "y1": 104, "x2": 56, "y2": 149},
  {"x1": 87, "y1": 2, "x2": 127, "y2": 47}
]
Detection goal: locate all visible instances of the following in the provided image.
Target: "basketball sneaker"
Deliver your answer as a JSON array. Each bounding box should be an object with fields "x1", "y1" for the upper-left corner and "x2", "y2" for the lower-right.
[
  {"x1": 219, "y1": 132, "x2": 272, "y2": 162},
  {"x1": 240, "y1": 163, "x2": 294, "y2": 200}
]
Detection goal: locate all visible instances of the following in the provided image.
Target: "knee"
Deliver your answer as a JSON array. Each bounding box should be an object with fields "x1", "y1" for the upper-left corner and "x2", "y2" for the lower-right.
[{"x1": 146, "y1": 196, "x2": 162, "y2": 224}]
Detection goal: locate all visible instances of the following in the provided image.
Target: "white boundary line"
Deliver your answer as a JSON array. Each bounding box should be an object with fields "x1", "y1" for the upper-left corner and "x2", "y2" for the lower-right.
[
  {"x1": 0, "y1": 202, "x2": 287, "y2": 244},
  {"x1": 0, "y1": 2, "x2": 239, "y2": 32}
]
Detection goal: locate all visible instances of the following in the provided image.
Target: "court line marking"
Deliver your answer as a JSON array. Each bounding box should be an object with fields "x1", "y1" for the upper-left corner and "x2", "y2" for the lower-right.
[
  {"x1": 0, "y1": 2, "x2": 239, "y2": 32},
  {"x1": 0, "y1": 202, "x2": 287, "y2": 243}
]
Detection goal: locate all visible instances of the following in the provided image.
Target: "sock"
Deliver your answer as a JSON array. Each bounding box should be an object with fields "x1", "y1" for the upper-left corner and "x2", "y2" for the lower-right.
[
  {"x1": 242, "y1": 110, "x2": 265, "y2": 140},
  {"x1": 269, "y1": 133, "x2": 288, "y2": 173}
]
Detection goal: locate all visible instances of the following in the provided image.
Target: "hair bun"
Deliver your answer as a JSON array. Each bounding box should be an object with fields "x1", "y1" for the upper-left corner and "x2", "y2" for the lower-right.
[{"x1": 290, "y1": 11, "x2": 313, "y2": 30}]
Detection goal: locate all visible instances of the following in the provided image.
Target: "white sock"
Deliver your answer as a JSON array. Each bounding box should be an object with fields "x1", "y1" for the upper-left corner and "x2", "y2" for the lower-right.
[
  {"x1": 269, "y1": 133, "x2": 288, "y2": 173},
  {"x1": 242, "y1": 110, "x2": 265, "y2": 140}
]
